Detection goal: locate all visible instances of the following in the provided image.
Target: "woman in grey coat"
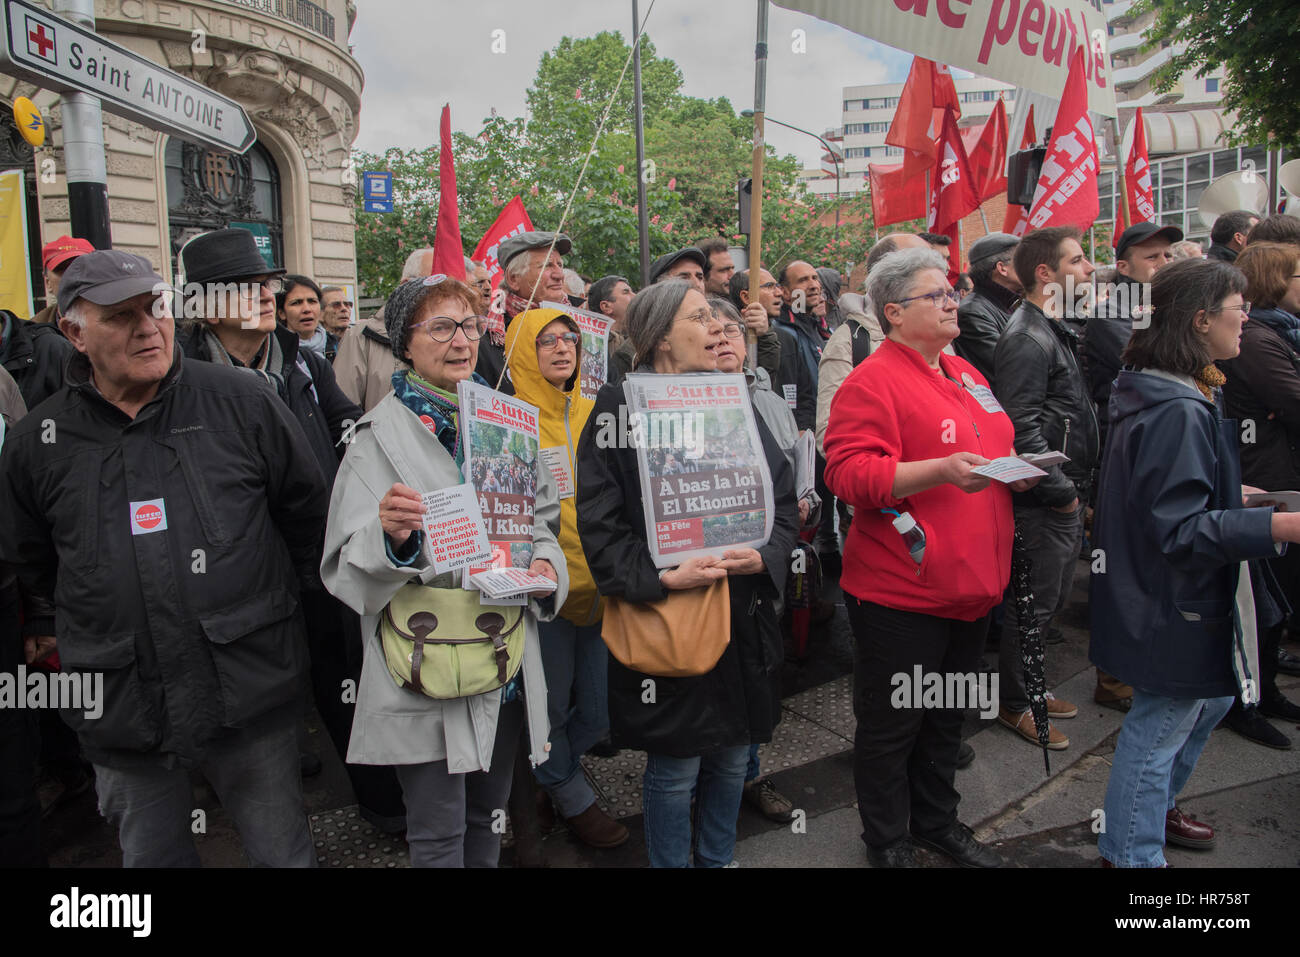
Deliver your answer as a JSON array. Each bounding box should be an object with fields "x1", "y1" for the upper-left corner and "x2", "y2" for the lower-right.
[{"x1": 322, "y1": 276, "x2": 569, "y2": 868}]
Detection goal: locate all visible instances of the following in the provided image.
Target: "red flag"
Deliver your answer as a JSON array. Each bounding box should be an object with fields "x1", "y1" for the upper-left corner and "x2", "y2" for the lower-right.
[
  {"x1": 471, "y1": 196, "x2": 536, "y2": 292},
  {"x1": 928, "y1": 107, "x2": 981, "y2": 279},
  {"x1": 887, "y1": 58, "x2": 960, "y2": 179},
  {"x1": 1113, "y1": 106, "x2": 1155, "y2": 247},
  {"x1": 1023, "y1": 47, "x2": 1100, "y2": 234},
  {"x1": 429, "y1": 105, "x2": 466, "y2": 280},
  {"x1": 962, "y1": 98, "x2": 1009, "y2": 202},
  {"x1": 1003, "y1": 103, "x2": 1036, "y2": 233},
  {"x1": 868, "y1": 162, "x2": 926, "y2": 227}
]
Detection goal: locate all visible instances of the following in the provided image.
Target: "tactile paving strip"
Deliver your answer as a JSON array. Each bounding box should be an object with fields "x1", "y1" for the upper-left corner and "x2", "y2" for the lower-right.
[{"x1": 310, "y1": 806, "x2": 408, "y2": 868}]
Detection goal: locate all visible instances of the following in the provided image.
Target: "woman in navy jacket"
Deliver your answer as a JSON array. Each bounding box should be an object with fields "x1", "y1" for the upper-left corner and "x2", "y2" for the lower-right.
[{"x1": 1090, "y1": 259, "x2": 1300, "y2": 867}]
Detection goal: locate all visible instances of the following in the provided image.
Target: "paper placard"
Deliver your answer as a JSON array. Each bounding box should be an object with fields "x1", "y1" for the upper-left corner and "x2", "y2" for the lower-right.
[{"x1": 421, "y1": 484, "x2": 492, "y2": 574}]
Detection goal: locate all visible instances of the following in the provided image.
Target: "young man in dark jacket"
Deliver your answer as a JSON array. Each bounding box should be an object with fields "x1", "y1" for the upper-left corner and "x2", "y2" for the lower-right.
[
  {"x1": 953, "y1": 232, "x2": 1021, "y2": 388},
  {"x1": 992, "y1": 227, "x2": 1100, "y2": 750},
  {"x1": 0, "y1": 250, "x2": 329, "y2": 866},
  {"x1": 178, "y1": 230, "x2": 406, "y2": 833}
]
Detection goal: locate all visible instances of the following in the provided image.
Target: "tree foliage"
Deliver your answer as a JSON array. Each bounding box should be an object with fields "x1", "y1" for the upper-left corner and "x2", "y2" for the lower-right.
[{"x1": 1135, "y1": 0, "x2": 1300, "y2": 152}]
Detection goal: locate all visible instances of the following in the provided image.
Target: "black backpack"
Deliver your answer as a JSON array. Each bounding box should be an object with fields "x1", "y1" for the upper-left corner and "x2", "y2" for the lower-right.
[{"x1": 850, "y1": 319, "x2": 873, "y2": 367}]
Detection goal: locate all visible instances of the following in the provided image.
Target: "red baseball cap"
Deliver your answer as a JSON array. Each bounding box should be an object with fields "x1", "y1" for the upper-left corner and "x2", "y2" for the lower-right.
[{"x1": 42, "y1": 235, "x2": 95, "y2": 272}]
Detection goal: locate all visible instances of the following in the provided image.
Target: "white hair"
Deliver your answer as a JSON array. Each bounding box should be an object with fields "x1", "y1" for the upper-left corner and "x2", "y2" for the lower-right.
[
  {"x1": 563, "y1": 268, "x2": 585, "y2": 297},
  {"x1": 61, "y1": 299, "x2": 88, "y2": 329},
  {"x1": 867, "y1": 247, "x2": 950, "y2": 333},
  {"x1": 504, "y1": 249, "x2": 535, "y2": 285},
  {"x1": 400, "y1": 247, "x2": 436, "y2": 281}
]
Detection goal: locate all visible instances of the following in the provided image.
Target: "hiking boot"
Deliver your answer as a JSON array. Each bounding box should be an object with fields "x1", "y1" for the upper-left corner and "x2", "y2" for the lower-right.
[
  {"x1": 743, "y1": 777, "x2": 795, "y2": 822},
  {"x1": 565, "y1": 802, "x2": 629, "y2": 849},
  {"x1": 1045, "y1": 692, "x2": 1078, "y2": 718},
  {"x1": 998, "y1": 706, "x2": 1068, "y2": 749}
]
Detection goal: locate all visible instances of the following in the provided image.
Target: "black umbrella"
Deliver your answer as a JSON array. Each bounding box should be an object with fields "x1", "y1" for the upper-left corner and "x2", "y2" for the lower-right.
[{"x1": 1010, "y1": 527, "x2": 1052, "y2": 775}]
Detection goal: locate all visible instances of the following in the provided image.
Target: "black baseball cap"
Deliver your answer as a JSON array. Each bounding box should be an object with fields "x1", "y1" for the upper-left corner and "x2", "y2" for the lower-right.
[
  {"x1": 1116, "y1": 223, "x2": 1184, "y2": 261},
  {"x1": 58, "y1": 250, "x2": 168, "y2": 315},
  {"x1": 649, "y1": 246, "x2": 706, "y2": 284}
]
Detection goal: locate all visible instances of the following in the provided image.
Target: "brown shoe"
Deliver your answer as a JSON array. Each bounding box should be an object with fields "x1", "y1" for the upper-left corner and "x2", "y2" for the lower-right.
[
  {"x1": 998, "y1": 706, "x2": 1069, "y2": 750},
  {"x1": 1045, "y1": 692, "x2": 1078, "y2": 719},
  {"x1": 1094, "y1": 692, "x2": 1133, "y2": 713},
  {"x1": 565, "y1": 802, "x2": 629, "y2": 849},
  {"x1": 1165, "y1": 806, "x2": 1215, "y2": 849}
]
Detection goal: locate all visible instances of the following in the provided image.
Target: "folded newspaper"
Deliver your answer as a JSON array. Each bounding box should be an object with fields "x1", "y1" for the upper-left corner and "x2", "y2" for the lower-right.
[{"x1": 469, "y1": 568, "x2": 558, "y2": 599}]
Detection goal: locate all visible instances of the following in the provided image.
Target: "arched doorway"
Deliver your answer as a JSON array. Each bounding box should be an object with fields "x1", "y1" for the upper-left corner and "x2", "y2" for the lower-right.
[{"x1": 164, "y1": 138, "x2": 283, "y2": 276}]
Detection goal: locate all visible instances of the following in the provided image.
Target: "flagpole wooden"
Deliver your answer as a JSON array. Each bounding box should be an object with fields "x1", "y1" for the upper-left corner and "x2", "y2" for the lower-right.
[
  {"x1": 632, "y1": 0, "x2": 651, "y2": 288},
  {"x1": 747, "y1": 0, "x2": 769, "y2": 369}
]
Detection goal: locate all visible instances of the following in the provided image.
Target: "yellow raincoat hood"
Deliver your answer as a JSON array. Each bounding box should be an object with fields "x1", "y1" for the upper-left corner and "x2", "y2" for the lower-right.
[{"x1": 505, "y1": 308, "x2": 601, "y2": 624}]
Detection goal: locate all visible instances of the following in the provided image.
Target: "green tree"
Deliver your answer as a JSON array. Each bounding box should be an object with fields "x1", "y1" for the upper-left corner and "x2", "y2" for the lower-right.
[
  {"x1": 477, "y1": 423, "x2": 506, "y2": 458},
  {"x1": 1135, "y1": 0, "x2": 1300, "y2": 152}
]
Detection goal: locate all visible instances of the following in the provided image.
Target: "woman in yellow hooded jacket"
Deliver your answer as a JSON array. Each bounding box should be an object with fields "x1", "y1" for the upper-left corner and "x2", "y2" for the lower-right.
[{"x1": 505, "y1": 307, "x2": 628, "y2": 849}]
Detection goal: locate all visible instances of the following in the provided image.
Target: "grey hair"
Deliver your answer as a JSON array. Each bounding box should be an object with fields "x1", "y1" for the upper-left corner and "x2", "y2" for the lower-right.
[
  {"x1": 61, "y1": 299, "x2": 89, "y2": 329},
  {"x1": 627, "y1": 279, "x2": 692, "y2": 368},
  {"x1": 563, "y1": 268, "x2": 585, "y2": 297},
  {"x1": 707, "y1": 295, "x2": 740, "y2": 323},
  {"x1": 867, "y1": 247, "x2": 950, "y2": 334},
  {"x1": 399, "y1": 248, "x2": 435, "y2": 281},
  {"x1": 504, "y1": 249, "x2": 536, "y2": 286},
  {"x1": 321, "y1": 284, "x2": 344, "y2": 296}
]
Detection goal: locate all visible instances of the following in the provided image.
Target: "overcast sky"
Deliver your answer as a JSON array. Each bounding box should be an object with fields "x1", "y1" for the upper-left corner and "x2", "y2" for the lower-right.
[{"x1": 350, "y1": 0, "x2": 914, "y2": 170}]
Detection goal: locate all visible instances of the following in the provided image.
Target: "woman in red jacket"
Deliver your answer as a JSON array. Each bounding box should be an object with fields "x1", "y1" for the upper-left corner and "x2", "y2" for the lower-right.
[{"x1": 824, "y1": 247, "x2": 1037, "y2": 869}]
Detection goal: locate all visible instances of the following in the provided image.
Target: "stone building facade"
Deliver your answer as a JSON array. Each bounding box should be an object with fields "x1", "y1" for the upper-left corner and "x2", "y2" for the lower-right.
[{"x1": 0, "y1": 0, "x2": 363, "y2": 307}]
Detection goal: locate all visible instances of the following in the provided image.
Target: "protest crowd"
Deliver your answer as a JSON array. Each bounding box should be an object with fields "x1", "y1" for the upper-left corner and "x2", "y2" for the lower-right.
[{"x1": 4, "y1": 61, "x2": 1300, "y2": 876}]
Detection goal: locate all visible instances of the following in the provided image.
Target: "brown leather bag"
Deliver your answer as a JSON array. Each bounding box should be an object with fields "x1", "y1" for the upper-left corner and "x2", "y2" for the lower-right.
[{"x1": 601, "y1": 578, "x2": 731, "y2": 677}]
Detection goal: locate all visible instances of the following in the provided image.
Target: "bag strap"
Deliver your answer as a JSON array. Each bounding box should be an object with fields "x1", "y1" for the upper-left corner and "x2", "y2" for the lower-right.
[{"x1": 850, "y1": 321, "x2": 873, "y2": 367}]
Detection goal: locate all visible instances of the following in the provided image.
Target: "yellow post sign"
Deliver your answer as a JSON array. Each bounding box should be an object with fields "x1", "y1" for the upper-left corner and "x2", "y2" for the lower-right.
[
  {"x1": 0, "y1": 169, "x2": 34, "y2": 318},
  {"x1": 12, "y1": 96, "x2": 44, "y2": 148}
]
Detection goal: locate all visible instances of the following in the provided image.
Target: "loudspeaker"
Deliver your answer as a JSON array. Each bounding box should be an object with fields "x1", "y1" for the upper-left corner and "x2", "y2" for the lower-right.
[
  {"x1": 1007, "y1": 146, "x2": 1046, "y2": 207},
  {"x1": 1197, "y1": 170, "x2": 1269, "y2": 229}
]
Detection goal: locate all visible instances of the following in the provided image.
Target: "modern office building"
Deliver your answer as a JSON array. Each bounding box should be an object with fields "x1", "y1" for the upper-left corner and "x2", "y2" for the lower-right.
[{"x1": 0, "y1": 0, "x2": 363, "y2": 314}]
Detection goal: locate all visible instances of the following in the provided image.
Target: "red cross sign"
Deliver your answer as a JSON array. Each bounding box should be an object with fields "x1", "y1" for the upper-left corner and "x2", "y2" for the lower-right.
[{"x1": 25, "y1": 18, "x2": 54, "y2": 62}]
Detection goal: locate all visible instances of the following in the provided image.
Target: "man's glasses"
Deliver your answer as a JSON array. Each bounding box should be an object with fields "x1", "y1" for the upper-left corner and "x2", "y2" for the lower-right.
[
  {"x1": 896, "y1": 288, "x2": 959, "y2": 309},
  {"x1": 758, "y1": 281, "x2": 779, "y2": 290},
  {"x1": 537, "y1": 331, "x2": 580, "y2": 349},
  {"x1": 410, "y1": 315, "x2": 488, "y2": 342}
]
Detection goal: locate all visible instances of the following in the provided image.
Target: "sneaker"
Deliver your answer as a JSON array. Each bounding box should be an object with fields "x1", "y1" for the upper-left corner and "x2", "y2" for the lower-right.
[
  {"x1": 1045, "y1": 692, "x2": 1078, "y2": 719},
  {"x1": 743, "y1": 777, "x2": 796, "y2": 823},
  {"x1": 998, "y1": 706, "x2": 1068, "y2": 749},
  {"x1": 565, "y1": 802, "x2": 630, "y2": 848}
]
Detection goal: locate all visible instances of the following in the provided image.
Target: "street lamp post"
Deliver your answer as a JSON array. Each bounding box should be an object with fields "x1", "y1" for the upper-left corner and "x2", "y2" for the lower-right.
[{"x1": 743, "y1": 110, "x2": 842, "y2": 243}]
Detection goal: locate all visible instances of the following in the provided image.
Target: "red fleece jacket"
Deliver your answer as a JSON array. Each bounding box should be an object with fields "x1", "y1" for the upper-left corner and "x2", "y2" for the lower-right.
[{"x1": 824, "y1": 338, "x2": 1016, "y2": 621}]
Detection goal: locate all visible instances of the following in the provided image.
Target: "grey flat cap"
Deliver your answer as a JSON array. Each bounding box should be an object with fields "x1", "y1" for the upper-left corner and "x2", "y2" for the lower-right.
[
  {"x1": 497, "y1": 231, "x2": 572, "y2": 271},
  {"x1": 968, "y1": 232, "x2": 1020, "y2": 266},
  {"x1": 649, "y1": 246, "x2": 706, "y2": 284}
]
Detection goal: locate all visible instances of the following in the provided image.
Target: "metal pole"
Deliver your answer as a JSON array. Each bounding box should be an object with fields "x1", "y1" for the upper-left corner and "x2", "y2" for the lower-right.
[
  {"x1": 632, "y1": 0, "x2": 650, "y2": 288},
  {"x1": 747, "y1": 0, "x2": 768, "y2": 369},
  {"x1": 1111, "y1": 116, "x2": 1131, "y2": 231},
  {"x1": 53, "y1": 0, "x2": 111, "y2": 250},
  {"x1": 834, "y1": 157, "x2": 840, "y2": 245}
]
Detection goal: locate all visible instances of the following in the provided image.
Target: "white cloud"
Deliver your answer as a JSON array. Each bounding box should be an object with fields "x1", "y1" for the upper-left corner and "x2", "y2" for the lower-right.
[{"x1": 350, "y1": 0, "x2": 909, "y2": 169}]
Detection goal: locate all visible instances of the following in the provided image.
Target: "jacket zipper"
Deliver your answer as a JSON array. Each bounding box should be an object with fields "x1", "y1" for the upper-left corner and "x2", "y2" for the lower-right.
[{"x1": 1062, "y1": 417, "x2": 1070, "y2": 457}]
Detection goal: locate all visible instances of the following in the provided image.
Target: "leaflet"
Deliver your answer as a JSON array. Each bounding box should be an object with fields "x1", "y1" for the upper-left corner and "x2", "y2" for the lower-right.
[
  {"x1": 970, "y1": 457, "x2": 1048, "y2": 483},
  {"x1": 469, "y1": 568, "x2": 559, "y2": 600},
  {"x1": 420, "y1": 484, "x2": 492, "y2": 575},
  {"x1": 1019, "y1": 450, "x2": 1070, "y2": 468},
  {"x1": 1244, "y1": 491, "x2": 1300, "y2": 512}
]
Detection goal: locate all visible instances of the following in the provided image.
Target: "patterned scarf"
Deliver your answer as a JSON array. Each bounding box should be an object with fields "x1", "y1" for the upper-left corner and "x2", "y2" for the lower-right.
[
  {"x1": 391, "y1": 369, "x2": 464, "y2": 467},
  {"x1": 1193, "y1": 363, "x2": 1226, "y2": 401},
  {"x1": 202, "y1": 328, "x2": 290, "y2": 401},
  {"x1": 484, "y1": 289, "x2": 536, "y2": 348}
]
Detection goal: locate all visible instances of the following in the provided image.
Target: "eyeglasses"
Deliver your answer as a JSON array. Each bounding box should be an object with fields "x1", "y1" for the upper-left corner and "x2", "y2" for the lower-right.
[
  {"x1": 233, "y1": 276, "x2": 283, "y2": 296},
  {"x1": 677, "y1": 308, "x2": 713, "y2": 327},
  {"x1": 1208, "y1": 301, "x2": 1251, "y2": 315},
  {"x1": 722, "y1": 322, "x2": 745, "y2": 338},
  {"x1": 410, "y1": 315, "x2": 488, "y2": 342},
  {"x1": 537, "y1": 331, "x2": 580, "y2": 349},
  {"x1": 896, "y1": 288, "x2": 959, "y2": 309},
  {"x1": 758, "y1": 281, "x2": 779, "y2": 290},
  {"x1": 472, "y1": 280, "x2": 492, "y2": 292}
]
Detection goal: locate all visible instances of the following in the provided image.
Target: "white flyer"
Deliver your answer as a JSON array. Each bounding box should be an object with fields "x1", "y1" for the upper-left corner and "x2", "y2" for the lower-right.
[
  {"x1": 793, "y1": 430, "x2": 816, "y2": 502},
  {"x1": 420, "y1": 484, "x2": 492, "y2": 574},
  {"x1": 970, "y1": 457, "x2": 1048, "y2": 483},
  {"x1": 538, "y1": 445, "x2": 574, "y2": 500},
  {"x1": 1019, "y1": 450, "x2": 1070, "y2": 468}
]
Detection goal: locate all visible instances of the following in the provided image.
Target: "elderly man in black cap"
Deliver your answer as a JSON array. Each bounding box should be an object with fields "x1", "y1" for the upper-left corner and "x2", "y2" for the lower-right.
[
  {"x1": 650, "y1": 246, "x2": 708, "y2": 292},
  {"x1": 479, "y1": 231, "x2": 571, "y2": 391},
  {"x1": 954, "y1": 232, "x2": 1022, "y2": 389},
  {"x1": 0, "y1": 250, "x2": 330, "y2": 866}
]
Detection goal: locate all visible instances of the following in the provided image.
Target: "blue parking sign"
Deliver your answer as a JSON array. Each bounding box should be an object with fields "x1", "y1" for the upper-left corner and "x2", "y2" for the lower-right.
[{"x1": 362, "y1": 171, "x2": 393, "y2": 213}]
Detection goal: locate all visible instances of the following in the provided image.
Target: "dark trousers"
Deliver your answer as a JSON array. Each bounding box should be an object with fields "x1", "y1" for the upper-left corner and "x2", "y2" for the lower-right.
[
  {"x1": 0, "y1": 585, "x2": 43, "y2": 867},
  {"x1": 847, "y1": 596, "x2": 989, "y2": 849},
  {"x1": 302, "y1": 592, "x2": 405, "y2": 820}
]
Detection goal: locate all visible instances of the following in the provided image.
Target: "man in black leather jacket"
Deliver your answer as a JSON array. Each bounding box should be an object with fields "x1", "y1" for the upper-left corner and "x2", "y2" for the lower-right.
[
  {"x1": 954, "y1": 232, "x2": 1021, "y2": 388},
  {"x1": 992, "y1": 227, "x2": 1100, "y2": 750}
]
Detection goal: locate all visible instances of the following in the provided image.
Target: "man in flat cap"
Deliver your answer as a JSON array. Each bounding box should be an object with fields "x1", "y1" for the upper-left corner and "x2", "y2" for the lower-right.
[
  {"x1": 954, "y1": 232, "x2": 1021, "y2": 389},
  {"x1": 0, "y1": 249, "x2": 329, "y2": 866},
  {"x1": 650, "y1": 246, "x2": 707, "y2": 292},
  {"x1": 479, "y1": 231, "x2": 571, "y2": 390}
]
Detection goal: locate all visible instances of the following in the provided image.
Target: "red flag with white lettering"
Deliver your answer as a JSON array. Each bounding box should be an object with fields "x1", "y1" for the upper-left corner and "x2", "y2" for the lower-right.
[
  {"x1": 887, "y1": 57, "x2": 961, "y2": 180},
  {"x1": 869, "y1": 162, "x2": 927, "y2": 227},
  {"x1": 1003, "y1": 103, "x2": 1036, "y2": 234},
  {"x1": 1022, "y1": 48, "x2": 1100, "y2": 235},
  {"x1": 471, "y1": 195, "x2": 536, "y2": 291},
  {"x1": 928, "y1": 107, "x2": 981, "y2": 279},
  {"x1": 1113, "y1": 106, "x2": 1155, "y2": 247},
  {"x1": 429, "y1": 105, "x2": 466, "y2": 280}
]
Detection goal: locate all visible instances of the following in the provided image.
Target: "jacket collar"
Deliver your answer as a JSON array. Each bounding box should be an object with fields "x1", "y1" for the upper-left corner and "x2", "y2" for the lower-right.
[
  {"x1": 66, "y1": 342, "x2": 185, "y2": 420},
  {"x1": 877, "y1": 336, "x2": 967, "y2": 383},
  {"x1": 1015, "y1": 298, "x2": 1079, "y2": 345},
  {"x1": 971, "y1": 278, "x2": 1020, "y2": 314}
]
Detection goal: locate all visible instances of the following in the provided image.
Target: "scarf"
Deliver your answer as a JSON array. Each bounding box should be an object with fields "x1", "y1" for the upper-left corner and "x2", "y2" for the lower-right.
[
  {"x1": 483, "y1": 289, "x2": 536, "y2": 349},
  {"x1": 299, "y1": 325, "x2": 329, "y2": 357},
  {"x1": 1192, "y1": 363, "x2": 1226, "y2": 401},
  {"x1": 203, "y1": 328, "x2": 291, "y2": 401},
  {"x1": 391, "y1": 369, "x2": 464, "y2": 467},
  {"x1": 1248, "y1": 306, "x2": 1300, "y2": 354}
]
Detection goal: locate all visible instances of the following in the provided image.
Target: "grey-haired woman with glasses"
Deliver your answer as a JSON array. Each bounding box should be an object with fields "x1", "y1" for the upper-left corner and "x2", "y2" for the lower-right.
[{"x1": 322, "y1": 275, "x2": 569, "y2": 868}]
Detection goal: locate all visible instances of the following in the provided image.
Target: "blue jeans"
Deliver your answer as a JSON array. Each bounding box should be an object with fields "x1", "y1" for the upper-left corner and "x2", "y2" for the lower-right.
[
  {"x1": 532, "y1": 618, "x2": 609, "y2": 818},
  {"x1": 93, "y1": 714, "x2": 315, "y2": 867},
  {"x1": 1099, "y1": 691, "x2": 1233, "y2": 868},
  {"x1": 642, "y1": 745, "x2": 749, "y2": 868},
  {"x1": 746, "y1": 743, "x2": 761, "y2": 783}
]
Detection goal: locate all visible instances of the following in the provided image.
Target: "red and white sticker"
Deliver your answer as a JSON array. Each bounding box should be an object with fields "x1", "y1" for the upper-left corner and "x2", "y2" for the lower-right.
[
  {"x1": 129, "y1": 499, "x2": 168, "y2": 536},
  {"x1": 418, "y1": 414, "x2": 438, "y2": 434}
]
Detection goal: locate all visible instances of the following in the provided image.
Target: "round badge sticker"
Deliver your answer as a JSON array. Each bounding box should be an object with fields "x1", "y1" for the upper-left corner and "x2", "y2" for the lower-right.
[
  {"x1": 134, "y1": 504, "x2": 163, "y2": 530},
  {"x1": 961, "y1": 372, "x2": 975, "y2": 390},
  {"x1": 418, "y1": 414, "x2": 438, "y2": 433}
]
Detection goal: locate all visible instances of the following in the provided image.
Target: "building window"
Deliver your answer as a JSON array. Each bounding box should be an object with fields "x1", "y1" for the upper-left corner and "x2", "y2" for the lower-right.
[
  {"x1": 883, "y1": 146, "x2": 902, "y2": 157},
  {"x1": 1206, "y1": 77, "x2": 1219, "y2": 93}
]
